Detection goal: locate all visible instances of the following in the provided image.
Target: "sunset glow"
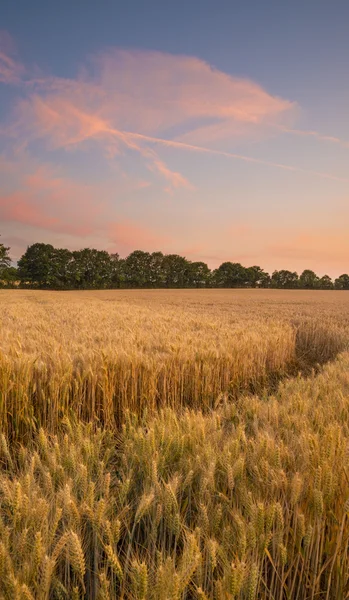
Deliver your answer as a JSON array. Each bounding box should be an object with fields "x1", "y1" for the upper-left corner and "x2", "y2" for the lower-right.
[{"x1": 1, "y1": 2, "x2": 348, "y2": 275}]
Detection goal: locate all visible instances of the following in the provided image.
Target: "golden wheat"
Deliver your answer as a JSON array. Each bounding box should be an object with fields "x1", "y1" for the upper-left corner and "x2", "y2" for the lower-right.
[
  {"x1": 0, "y1": 289, "x2": 349, "y2": 598},
  {"x1": 1, "y1": 289, "x2": 348, "y2": 437},
  {"x1": 0, "y1": 353, "x2": 348, "y2": 597}
]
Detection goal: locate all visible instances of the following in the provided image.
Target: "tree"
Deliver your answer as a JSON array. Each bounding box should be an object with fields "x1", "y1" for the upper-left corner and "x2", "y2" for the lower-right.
[
  {"x1": 271, "y1": 270, "x2": 299, "y2": 289},
  {"x1": 1, "y1": 266, "x2": 18, "y2": 287},
  {"x1": 318, "y1": 275, "x2": 333, "y2": 290},
  {"x1": 18, "y1": 243, "x2": 56, "y2": 287},
  {"x1": 51, "y1": 248, "x2": 74, "y2": 288},
  {"x1": 245, "y1": 265, "x2": 271, "y2": 288},
  {"x1": 335, "y1": 274, "x2": 349, "y2": 290},
  {"x1": 122, "y1": 251, "x2": 153, "y2": 287},
  {"x1": 162, "y1": 254, "x2": 191, "y2": 287},
  {"x1": 0, "y1": 240, "x2": 11, "y2": 276},
  {"x1": 109, "y1": 253, "x2": 123, "y2": 288},
  {"x1": 299, "y1": 269, "x2": 319, "y2": 290},
  {"x1": 70, "y1": 249, "x2": 113, "y2": 289},
  {"x1": 213, "y1": 262, "x2": 247, "y2": 288},
  {"x1": 18, "y1": 244, "x2": 75, "y2": 289},
  {"x1": 13, "y1": 240, "x2": 346, "y2": 291},
  {"x1": 149, "y1": 252, "x2": 166, "y2": 287},
  {"x1": 187, "y1": 261, "x2": 211, "y2": 288}
]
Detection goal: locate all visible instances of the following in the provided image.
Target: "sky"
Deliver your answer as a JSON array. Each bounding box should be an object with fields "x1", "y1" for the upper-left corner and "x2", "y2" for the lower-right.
[{"x1": 1, "y1": 0, "x2": 349, "y2": 276}]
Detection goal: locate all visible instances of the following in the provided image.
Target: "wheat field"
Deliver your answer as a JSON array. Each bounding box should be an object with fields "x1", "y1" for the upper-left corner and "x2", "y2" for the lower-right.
[{"x1": 1, "y1": 289, "x2": 349, "y2": 599}]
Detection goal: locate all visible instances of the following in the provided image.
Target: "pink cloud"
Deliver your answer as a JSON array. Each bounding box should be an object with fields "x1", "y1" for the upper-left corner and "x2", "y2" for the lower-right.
[
  {"x1": 1, "y1": 188, "x2": 95, "y2": 237},
  {"x1": 2, "y1": 39, "x2": 348, "y2": 271},
  {"x1": 5, "y1": 49, "x2": 299, "y2": 191},
  {"x1": 0, "y1": 191, "x2": 98, "y2": 236},
  {"x1": 0, "y1": 158, "x2": 108, "y2": 237},
  {"x1": 10, "y1": 80, "x2": 345, "y2": 184},
  {"x1": 0, "y1": 156, "x2": 168, "y2": 256},
  {"x1": 0, "y1": 31, "x2": 24, "y2": 84},
  {"x1": 2, "y1": 41, "x2": 348, "y2": 185},
  {"x1": 90, "y1": 49, "x2": 294, "y2": 141},
  {"x1": 146, "y1": 153, "x2": 194, "y2": 192},
  {"x1": 12, "y1": 95, "x2": 192, "y2": 191}
]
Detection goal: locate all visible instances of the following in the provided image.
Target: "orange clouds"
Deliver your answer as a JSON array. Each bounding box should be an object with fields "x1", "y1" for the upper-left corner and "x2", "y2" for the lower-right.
[
  {"x1": 0, "y1": 157, "x2": 168, "y2": 255},
  {"x1": 0, "y1": 160, "x2": 104, "y2": 237},
  {"x1": 1, "y1": 195, "x2": 58, "y2": 230}
]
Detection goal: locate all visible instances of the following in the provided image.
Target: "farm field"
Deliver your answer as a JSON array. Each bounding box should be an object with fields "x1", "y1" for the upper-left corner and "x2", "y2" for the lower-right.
[{"x1": 0, "y1": 289, "x2": 349, "y2": 599}]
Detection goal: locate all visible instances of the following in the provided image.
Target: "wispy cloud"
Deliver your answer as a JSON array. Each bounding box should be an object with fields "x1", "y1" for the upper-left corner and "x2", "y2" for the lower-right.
[
  {"x1": 0, "y1": 31, "x2": 24, "y2": 84},
  {"x1": 1, "y1": 33, "x2": 349, "y2": 268},
  {"x1": 10, "y1": 93, "x2": 348, "y2": 184},
  {"x1": 90, "y1": 49, "x2": 295, "y2": 142},
  {"x1": 116, "y1": 130, "x2": 349, "y2": 182},
  {"x1": 279, "y1": 126, "x2": 349, "y2": 149},
  {"x1": 10, "y1": 94, "x2": 193, "y2": 191},
  {"x1": 3, "y1": 47, "x2": 301, "y2": 190},
  {"x1": 2, "y1": 38, "x2": 348, "y2": 186}
]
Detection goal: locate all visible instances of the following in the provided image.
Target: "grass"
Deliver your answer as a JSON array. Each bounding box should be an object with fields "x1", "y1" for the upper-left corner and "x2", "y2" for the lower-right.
[{"x1": 0, "y1": 289, "x2": 349, "y2": 598}]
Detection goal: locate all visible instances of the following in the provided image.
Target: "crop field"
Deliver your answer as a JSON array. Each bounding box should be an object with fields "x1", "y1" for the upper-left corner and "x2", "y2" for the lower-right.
[{"x1": 0, "y1": 289, "x2": 349, "y2": 599}]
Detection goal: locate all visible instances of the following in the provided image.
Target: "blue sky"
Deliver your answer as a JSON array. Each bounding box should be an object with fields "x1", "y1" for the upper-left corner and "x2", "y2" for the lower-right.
[{"x1": 1, "y1": 0, "x2": 349, "y2": 275}]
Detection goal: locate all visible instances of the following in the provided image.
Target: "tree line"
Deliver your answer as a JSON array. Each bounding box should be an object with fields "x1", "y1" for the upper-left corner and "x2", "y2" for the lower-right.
[{"x1": 1, "y1": 240, "x2": 349, "y2": 290}]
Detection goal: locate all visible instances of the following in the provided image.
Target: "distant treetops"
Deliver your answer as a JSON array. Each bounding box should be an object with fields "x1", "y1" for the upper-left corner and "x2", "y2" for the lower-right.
[{"x1": 1, "y1": 240, "x2": 349, "y2": 290}]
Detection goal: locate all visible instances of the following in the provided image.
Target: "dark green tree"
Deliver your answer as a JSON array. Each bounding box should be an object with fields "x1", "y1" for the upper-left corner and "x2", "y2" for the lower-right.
[
  {"x1": 318, "y1": 275, "x2": 334, "y2": 290},
  {"x1": 299, "y1": 269, "x2": 319, "y2": 289},
  {"x1": 246, "y1": 265, "x2": 271, "y2": 288},
  {"x1": 187, "y1": 261, "x2": 211, "y2": 288},
  {"x1": 149, "y1": 252, "x2": 166, "y2": 287},
  {"x1": 213, "y1": 262, "x2": 247, "y2": 288},
  {"x1": 162, "y1": 254, "x2": 191, "y2": 287},
  {"x1": 51, "y1": 248, "x2": 74, "y2": 288},
  {"x1": 1, "y1": 266, "x2": 18, "y2": 287},
  {"x1": 122, "y1": 251, "x2": 153, "y2": 287},
  {"x1": 70, "y1": 249, "x2": 113, "y2": 289},
  {"x1": 13, "y1": 240, "x2": 346, "y2": 291},
  {"x1": 18, "y1": 244, "x2": 74, "y2": 288},
  {"x1": 334, "y1": 274, "x2": 349, "y2": 290},
  {"x1": 18, "y1": 243, "x2": 56, "y2": 287},
  {"x1": 271, "y1": 270, "x2": 299, "y2": 289},
  {"x1": 109, "y1": 253, "x2": 123, "y2": 288}
]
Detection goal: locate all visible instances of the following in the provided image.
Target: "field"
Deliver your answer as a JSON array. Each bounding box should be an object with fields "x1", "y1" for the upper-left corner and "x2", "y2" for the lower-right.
[{"x1": 0, "y1": 289, "x2": 349, "y2": 599}]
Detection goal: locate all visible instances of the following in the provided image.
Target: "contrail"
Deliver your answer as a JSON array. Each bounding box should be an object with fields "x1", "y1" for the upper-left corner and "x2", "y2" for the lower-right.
[
  {"x1": 279, "y1": 126, "x2": 349, "y2": 149},
  {"x1": 37, "y1": 103, "x2": 348, "y2": 184},
  {"x1": 114, "y1": 128, "x2": 349, "y2": 183}
]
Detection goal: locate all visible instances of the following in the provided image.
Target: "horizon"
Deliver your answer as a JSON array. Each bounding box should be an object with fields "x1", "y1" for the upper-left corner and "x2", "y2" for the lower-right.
[
  {"x1": 6, "y1": 241, "x2": 349, "y2": 283},
  {"x1": 1, "y1": 1, "x2": 349, "y2": 277}
]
